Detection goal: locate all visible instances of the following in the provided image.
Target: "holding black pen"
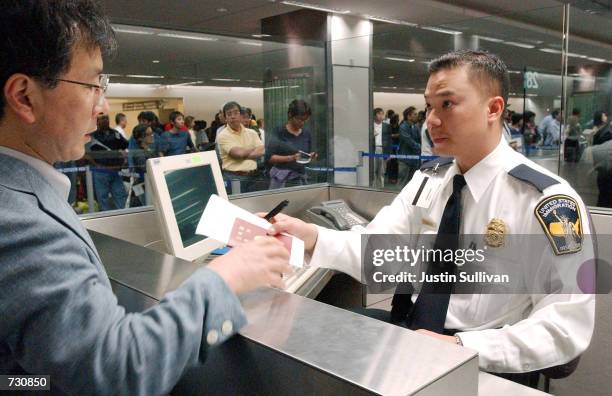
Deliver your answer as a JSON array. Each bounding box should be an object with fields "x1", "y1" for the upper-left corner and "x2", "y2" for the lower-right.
[{"x1": 264, "y1": 200, "x2": 290, "y2": 222}]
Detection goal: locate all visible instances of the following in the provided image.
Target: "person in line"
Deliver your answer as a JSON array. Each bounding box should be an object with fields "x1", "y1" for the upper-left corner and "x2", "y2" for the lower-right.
[
  {"x1": 0, "y1": 2, "x2": 291, "y2": 394},
  {"x1": 216, "y1": 101, "x2": 264, "y2": 193},
  {"x1": 265, "y1": 100, "x2": 317, "y2": 189},
  {"x1": 160, "y1": 111, "x2": 196, "y2": 156},
  {"x1": 86, "y1": 113, "x2": 129, "y2": 211}
]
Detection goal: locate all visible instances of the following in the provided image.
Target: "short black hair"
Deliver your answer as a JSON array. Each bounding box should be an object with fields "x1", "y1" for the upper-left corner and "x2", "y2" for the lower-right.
[
  {"x1": 572, "y1": 108, "x2": 581, "y2": 116},
  {"x1": 223, "y1": 101, "x2": 241, "y2": 116},
  {"x1": 288, "y1": 99, "x2": 311, "y2": 119},
  {"x1": 115, "y1": 113, "x2": 126, "y2": 124},
  {"x1": 0, "y1": 0, "x2": 117, "y2": 120},
  {"x1": 511, "y1": 112, "x2": 523, "y2": 125},
  {"x1": 373, "y1": 108, "x2": 384, "y2": 117},
  {"x1": 140, "y1": 111, "x2": 156, "y2": 123},
  {"x1": 428, "y1": 50, "x2": 510, "y2": 106},
  {"x1": 169, "y1": 111, "x2": 184, "y2": 123},
  {"x1": 132, "y1": 124, "x2": 149, "y2": 143},
  {"x1": 551, "y1": 109, "x2": 561, "y2": 118}
]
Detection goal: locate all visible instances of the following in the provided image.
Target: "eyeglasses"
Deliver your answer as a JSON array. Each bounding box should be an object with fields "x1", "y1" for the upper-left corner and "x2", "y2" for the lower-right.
[{"x1": 54, "y1": 74, "x2": 110, "y2": 106}]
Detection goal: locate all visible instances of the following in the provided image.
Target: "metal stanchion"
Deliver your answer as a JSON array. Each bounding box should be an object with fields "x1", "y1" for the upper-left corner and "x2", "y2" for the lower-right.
[{"x1": 86, "y1": 166, "x2": 95, "y2": 213}]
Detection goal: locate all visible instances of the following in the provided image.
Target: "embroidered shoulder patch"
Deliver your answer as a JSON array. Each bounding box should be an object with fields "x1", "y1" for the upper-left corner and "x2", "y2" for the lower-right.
[{"x1": 534, "y1": 194, "x2": 582, "y2": 255}]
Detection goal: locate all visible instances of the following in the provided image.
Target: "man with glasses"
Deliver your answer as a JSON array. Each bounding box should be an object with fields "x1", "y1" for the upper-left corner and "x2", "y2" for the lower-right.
[
  {"x1": 0, "y1": 1, "x2": 291, "y2": 394},
  {"x1": 217, "y1": 101, "x2": 265, "y2": 193}
]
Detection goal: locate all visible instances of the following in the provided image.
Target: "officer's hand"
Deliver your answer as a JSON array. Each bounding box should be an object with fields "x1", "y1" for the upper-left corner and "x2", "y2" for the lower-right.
[
  {"x1": 208, "y1": 236, "x2": 291, "y2": 294},
  {"x1": 264, "y1": 213, "x2": 319, "y2": 255},
  {"x1": 415, "y1": 329, "x2": 457, "y2": 344}
]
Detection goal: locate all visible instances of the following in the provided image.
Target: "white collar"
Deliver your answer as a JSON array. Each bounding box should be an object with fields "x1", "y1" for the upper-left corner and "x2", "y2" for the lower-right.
[
  {"x1": 0, "y1": 146, "x2": 71, "y2": 201},
  {"x1": 456, "y1": 135, "x2": 516, "y2": 203}
]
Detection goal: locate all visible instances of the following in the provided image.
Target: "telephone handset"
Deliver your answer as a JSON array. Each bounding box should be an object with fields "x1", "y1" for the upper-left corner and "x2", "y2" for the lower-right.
[{"x1": 304, "y1": 199, "x2": 369, "y2": 231}]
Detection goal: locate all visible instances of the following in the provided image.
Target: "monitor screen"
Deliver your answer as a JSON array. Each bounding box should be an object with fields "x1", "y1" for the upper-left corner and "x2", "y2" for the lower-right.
[
  {"x1": 148, "y1": 151, "x2": 228, "y2": 261},
  {"x1": 164, "y1": 165, "x2": 217, "y2": 248}
]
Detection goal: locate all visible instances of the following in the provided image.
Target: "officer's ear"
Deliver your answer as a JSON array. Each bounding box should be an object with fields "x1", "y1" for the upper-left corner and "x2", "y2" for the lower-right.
[
  {"x1": 3, "y1": 73, "x2": 40, "y2": 124},
  {"x1": 486, "y1": 96, "x2": 505, "y2": 125}
]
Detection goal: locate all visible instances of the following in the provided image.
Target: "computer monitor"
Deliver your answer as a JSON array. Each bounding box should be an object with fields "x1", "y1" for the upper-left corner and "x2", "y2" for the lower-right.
[{"x1": 147, "y1": 152, "x2": 227, "y2": 261}]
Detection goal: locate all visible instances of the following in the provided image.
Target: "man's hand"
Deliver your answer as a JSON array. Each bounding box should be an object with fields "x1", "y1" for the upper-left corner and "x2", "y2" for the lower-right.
[
  {"x1": 265, "y1": 213, "x2": 319, "y2": 255},
  {"x1": 415, "y1": 329, "x2": 457, "y2": 344},
  {"x1": 207, "y1": 236, "x2": 291, "y2": 294}
]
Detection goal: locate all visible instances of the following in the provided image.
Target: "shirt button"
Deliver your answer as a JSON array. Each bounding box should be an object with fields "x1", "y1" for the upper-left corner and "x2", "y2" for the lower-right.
[
  {"x1": 222, "y1": 320, "x2": 233, "y2": 336},
  {"x1": 206, "y1": 330, "x2": 219, "y2": 345}
]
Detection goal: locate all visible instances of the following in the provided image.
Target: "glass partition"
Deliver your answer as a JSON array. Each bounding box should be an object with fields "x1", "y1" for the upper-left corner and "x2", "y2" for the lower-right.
[
  {"x1": 59, "y1": 2, "x2": 612, "y2": 215},
  {"x1": 369, "y1": 4, "x2": 566, "y2": 192},
  {"x1": 65, "y1": 23, "x2": 328, "y2": 214}
]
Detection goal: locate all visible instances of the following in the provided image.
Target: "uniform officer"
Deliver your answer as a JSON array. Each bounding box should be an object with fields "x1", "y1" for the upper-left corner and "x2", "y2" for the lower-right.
[
  {"x1": 268, "y1": 50, "x2": 594, "y2": 383},
  {"x1": 0, "y1": 1, "x2": 290, "y2": 394}
]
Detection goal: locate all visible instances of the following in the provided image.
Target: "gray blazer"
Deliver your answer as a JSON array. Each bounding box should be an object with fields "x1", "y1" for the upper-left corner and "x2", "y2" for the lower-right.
[{"x1": 0, "y1": 153, "x2": 246, "y2": 395}]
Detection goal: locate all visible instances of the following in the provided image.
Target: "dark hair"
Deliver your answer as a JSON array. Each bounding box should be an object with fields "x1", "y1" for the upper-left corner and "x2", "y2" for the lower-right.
[
  {"x1": 403, "y1": 106, "x2": 416, "y2": 121},
  {"x1": 572, "y1": 108, "x2": 581, "y2": 116},
  {"x1": 288, "y1": 99, "x2": 311, "y2": 119},
  {"x1": 0, "y1": 0, "x2": 117, "y2": 120},
  {"x1": 593, "y1": 111, "x2": 606, "y2": 127},
  {"x1": 223, "y1": 101, "x2": 241, "y2": 116},
  {"x1": 386, "y1": 109, "x2": 395, "y2": 119},
  {"x1": 169, "y1": 111, "x2": 184, "y2": 123},
  {"x1": 193, "y1": 120, "x2": 207, "y2": 131},
  {"x1": 115, "y1": 113, "x2": 126, "y2": 124},
  {"x1": 373, "y1": 108, "x2": 384, "y2": 117},
  {"x1": 140, "y1": 111, "x2": 155, "y2": 123},
  {"x1": 524, "y1": 111, "x2": 536, "y2": 121},
  {"x1": 511, "y1": 112, "x2": 523, "y2": 125},
  {"x1": 428, "y1": 50, "x2": 510, "y2": 106},
  {"x1": 551, "y1": 109, "x2": 561, "y2": 118},
  {"x1": 390, "y1": 113, "x2": 400, "y2": 127},
  {"x1": 132, "y1": 124, "x2": 150, "y2": 145}
]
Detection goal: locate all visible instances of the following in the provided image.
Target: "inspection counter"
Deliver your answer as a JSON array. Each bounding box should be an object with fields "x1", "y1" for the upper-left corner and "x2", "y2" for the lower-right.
[{"x1": 82, "y1": 184, "x2": 548, "y2": 395}]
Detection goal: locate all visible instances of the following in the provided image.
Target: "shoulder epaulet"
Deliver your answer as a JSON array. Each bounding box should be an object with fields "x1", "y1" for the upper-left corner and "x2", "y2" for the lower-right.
[
  {"x1": 508, "y1": 163, "x2": 559, "y2": 192},
  {"x1": 420, "y1": 156, "x2": 454, "y2": 171}
]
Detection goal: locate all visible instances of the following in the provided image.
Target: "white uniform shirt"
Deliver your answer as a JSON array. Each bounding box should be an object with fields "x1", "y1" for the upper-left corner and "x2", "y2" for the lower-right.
[{"x1": 309, "y1": 135, "x2": 595, "y2": 373}]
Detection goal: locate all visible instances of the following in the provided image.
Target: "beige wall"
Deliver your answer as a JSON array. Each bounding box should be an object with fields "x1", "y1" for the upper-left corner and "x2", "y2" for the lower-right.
[{"x1": 105, "y1": 84, "x2": 264, "y2": 137}]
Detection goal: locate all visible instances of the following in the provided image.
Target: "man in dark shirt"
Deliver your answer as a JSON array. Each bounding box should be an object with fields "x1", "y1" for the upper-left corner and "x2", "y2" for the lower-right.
[
  {"x1": 160, "y1": 111, "x2": 196, "y2": 156},
  {"x1": 87, "y1": 113, "x2": 128, "y2": 211},
  {"x1": 265, "y1": 100, "x2": 317, "y2": 189},
  {"x1": 398, "y1": 106, "x2": 421, "y2": 186}
]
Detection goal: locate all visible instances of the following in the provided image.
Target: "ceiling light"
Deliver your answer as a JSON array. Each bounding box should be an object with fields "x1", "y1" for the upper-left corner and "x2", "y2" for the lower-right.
[
  {"x1": 539, "y1": 48, "x2": 562, "y2": 54},
  {"x1": 112, "y1": 27, "x2": 154, "y2": 35},
  {"x1": 168, "y1": 81, "x2": 204, "y2": 86},
  {"x1": 239, "y1": 41, "x2": 263, "y2": 47},
  {"x1": 126, "y1": 75, "x2": 165, "y2": 79},
  {"x1": 211, "y1": 78, "x2": 240, "y2": 82},
  {"x1": 474, "y1": 35, "x2": 504, "y2": 43},
  {"x1": 385, "y1": 57, "x2": 415, "y2": 62},
  {"x1": 152, "y1": 60, "x2": 160, "y2": 63},
  {"x1": 216, "y1": 8, "x2": 228, "y2": 12},
  {"x1": 420, "y1": 26, "x2": 462, "y2": 35},
  {"x1": 364, "y1": 15, "x2": 417, "y2": 27},
  {"x1": 508, "y1": 70, "x2": 522, "y2": 74},
  {"x1": 380, "y1": 86, "x2": 397, "y2": 89},
  {"x1": 567, "y1": 52, "x2": 588, "y2": 58},
  {"x1": 503, "y1": 41, "x2": 535, "y2": 49},
  {"x1": 587, "y1": 57, "x2": 606, "y2": 62},
  {"x1": 388, "y1": 76, "x2": 395, "y2": 79},
  {"x1": 252, "y1": 34, "x2": 271, "y2": 38},
  {"x1": 158, "y1": 33, "x2": 218, "y2": 41},
  {"x1": 281, "y1": 1, "x2": 350, "y2": 14}
]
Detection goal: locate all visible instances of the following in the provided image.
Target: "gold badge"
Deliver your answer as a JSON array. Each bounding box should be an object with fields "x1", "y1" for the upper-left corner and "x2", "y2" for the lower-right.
[{"x1": 485, "y1": 218, "x2": 506, "y2": 247}]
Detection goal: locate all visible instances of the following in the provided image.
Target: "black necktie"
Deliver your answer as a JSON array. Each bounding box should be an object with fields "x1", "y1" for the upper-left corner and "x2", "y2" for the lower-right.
[{"x1": 391, "y1": 174, "x2": 467, "y2": 332}]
